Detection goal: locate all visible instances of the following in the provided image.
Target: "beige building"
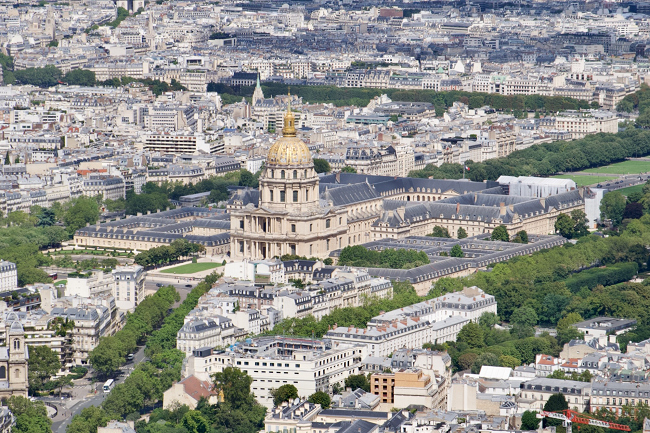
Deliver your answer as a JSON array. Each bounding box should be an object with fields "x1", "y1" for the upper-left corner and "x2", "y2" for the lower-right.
[
  {"x1": 0, "y1": 318, "x2": 29, "y2": 399},
  {"x1": 230, "y1": 104, "x2": 348, "y2": 260},
  {"x1": 371, "y1": 369, "x2": 447, "y2": 410},
  {"x1": 163, "y1": 375, "x2": 219, "y2": 410}
]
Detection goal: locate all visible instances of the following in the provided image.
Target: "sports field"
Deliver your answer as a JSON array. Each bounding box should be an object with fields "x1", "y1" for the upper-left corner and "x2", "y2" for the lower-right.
[
  {"x1": 582, "y1": 160, "x2": 650, "y2": 175},
  {"x1": 551, "y1": 174, "x2": 617, "y2": 187},
  {"x1": 160, "y1": 262, "x2": 221, "y2": 274}
]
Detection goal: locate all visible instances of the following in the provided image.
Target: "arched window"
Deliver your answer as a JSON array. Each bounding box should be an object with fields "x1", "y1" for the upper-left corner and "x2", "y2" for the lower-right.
[
  {"x1": 0, "y1": 367, "x2": 6, "y2": 379},
  {"x1": 281, "y1": 171, "x2": 285, "y2": 179},
  {"x1": 13, "y1": 339, "x2": 19, "y2": 350},
  {"x1": 293, "y1": 170, "x2": 298, "y2": 179}
]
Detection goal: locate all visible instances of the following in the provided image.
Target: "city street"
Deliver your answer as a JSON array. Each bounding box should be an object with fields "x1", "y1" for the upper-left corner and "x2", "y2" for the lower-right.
[{"x1": 47, "y1": 346, "x2": 147, "y2": 433}]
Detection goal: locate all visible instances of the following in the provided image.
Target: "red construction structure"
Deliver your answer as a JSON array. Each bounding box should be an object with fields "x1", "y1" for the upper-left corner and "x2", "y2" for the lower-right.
[{"x1": 536, "y1": 409, "x2": 631, "y2": 433}]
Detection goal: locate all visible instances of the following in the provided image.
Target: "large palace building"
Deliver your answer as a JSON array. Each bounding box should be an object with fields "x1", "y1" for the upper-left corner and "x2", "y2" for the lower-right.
[
  {"x1": 75, "y1": 109, "x2": 590, "y2": 259},
  {"x1": 229, "y1": 103, "x2": 348, "y2": 260}
]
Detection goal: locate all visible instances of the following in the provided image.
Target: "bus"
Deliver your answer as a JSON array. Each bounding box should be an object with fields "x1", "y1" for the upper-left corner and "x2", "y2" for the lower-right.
[
  {"x1": 48, "y1": 272, "x2": 57, "y2": 281},
  {"x1": 103, "y1": 379, "x2": 115, "y2": 393}
]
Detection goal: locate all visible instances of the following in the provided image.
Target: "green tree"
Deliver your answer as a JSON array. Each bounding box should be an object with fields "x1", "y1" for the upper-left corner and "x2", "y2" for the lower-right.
[
  {"x1": 457, "y1": 322, "x2": 484, "y2": 348},
  {"x1": 458, "y1": 352, "x2": 478, "y2": 371},
  {"x1": 48, "y1": 40, "x2": 58, "y2": 47},
  {"x1": 471, "y1": 352, "x2": 499, "y2": 374},
  {"x1": 491, "y1": 225, "x2": 509, "y2": 242},
  {"x1": 341, "y1": 166, "x2": 357, "y2": 173},
  {"x1": 64, "y1": 69, "x2": 96, "y2": 86},
  {"x1": 511, "y1": 306, "x2": 538, "y2": 339},
  {"x1": 479, "y1": 312, "x2": 499, "y2": 328},
  {"x1": 600, "y1": 191, "x2": 626, "y2": 226},
  {"x1": 213, "y1": 367, "x2": 254, "y2": 410},
  {"x1": 344, "y1": 374, "x2": 370, "y2": 392},
  {"x1": 66, "y1": 406, "x2": 111, "y2": 433},
  {"x1": 555, "y1": 213, "x2": 574, "y2": 238},
  {"x1": 182, "y1": 411, "x2": 210, "y2": 433},
  {"x1": 89, "y1": 336, "x2": 126, "y2": 378},
  {"x1": 54, "y1": 374, "x2": 73, "y2": 397},
  {"x1": 543, "y1": 393, "x2": 569, "y2": 426},
  {"x1": 450, "y1": 245, "x2": 464, "y2": 258},
  {"x1": 512, "y1": 230, "x2": 528, "y2": 243},
  {"x1": 430, "y1": 226, "x2": 450, "y2": 238},
  {"x1": 308, "y1": 391, "x2": 331, "y2": 409},
  {"x1": 270, "y1": 384, "x2": 298, "y2": 407},
  {"x1": 457, "y1": 227, "x2": 468, "y2": 239},
  {"x1": 239, "y1": 169, "x2": 257, "y2": 187},
  {"x1": 7, "y1": 396, "x2": 51, "y2": 433},
  {"x1": 64, "y1": 196, "x2": 100, "y2": 235},
  {"x1": 556, "y1": 313, "x2": 584, "y2": 345},
  {"x1": 37, "y1": 208, "x2": 56, "y2": 227},
  {"x1": 28, "y1": 345, "x2": 61, "y2": 392},
  {"x1": 313, "y1": 159, "x2": 331, "y2": 174},
  {"x1": 521, "y1": 410, "x2": 540, "y2": 430},
  {"x1": 570, "y1": 210, "x2": 589, "y2": 238},
  {"x1": 499, "y1": 355, "x2": 520, "y2": 369}
]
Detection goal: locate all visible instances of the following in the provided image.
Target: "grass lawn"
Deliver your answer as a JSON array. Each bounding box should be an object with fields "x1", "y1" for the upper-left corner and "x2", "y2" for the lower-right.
[
  {"x1": 551, "y1": 174, "x2": 618, "y2": 187},
  {"x1": 583, "y1": 160, "x2": 650, "y2": 175},
  {"x1": 616, "y1": 184, "x2": 646, "y2": 197},
  {"x1": 54, "y1": 280, "x2": 67, "y2": 286},
  {"x1": 160, "y1": 262, "x2": 221, "y2": 274}
]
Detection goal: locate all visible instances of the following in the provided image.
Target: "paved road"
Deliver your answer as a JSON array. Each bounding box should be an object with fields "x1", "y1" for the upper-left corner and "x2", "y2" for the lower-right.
[
  {"x1": 48, "y1": 346, "x2": 147, "y2": 433},
  {"x1": 144, "y1": 275, "x2": 196, "y2": 304}
]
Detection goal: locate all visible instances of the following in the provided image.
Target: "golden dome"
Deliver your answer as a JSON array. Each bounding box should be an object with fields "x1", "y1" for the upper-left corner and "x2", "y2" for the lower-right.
[{"x1": 266, "y1": 94, "x2": 312, "y2": 166}]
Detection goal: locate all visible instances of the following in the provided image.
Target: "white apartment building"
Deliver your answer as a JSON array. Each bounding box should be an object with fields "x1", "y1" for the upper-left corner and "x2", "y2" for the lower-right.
[
  {"x1": 553, "y1": 110, "x2": 619, "y2": 140},
  {"x1": 0, "y1": 261, "x2": 17, "y2": 292},
  {"x1": 82, "y1": 175, "x2": 126, "y2": 201},
  {"x1": 324, "y1": 316, "x2": 468, "y2": 357},
  {"x1": 143, "y1": 134, "x2": 212, "y2": 154},
  {"x1": 66, "y1": 270, "x2": 114, "y2": 299},
  {"x1": 224, "y1": 259, "x2": 285, "y2": 284},
  {"x1": 111, "y1": 265, "x2": 145, "y2": 311},
  {"x1": 182, "y1": 337, "x2": 367, "y2": 408},
  {"x1": 177, "y1": 318, "x2": 222, "y2": 355}
]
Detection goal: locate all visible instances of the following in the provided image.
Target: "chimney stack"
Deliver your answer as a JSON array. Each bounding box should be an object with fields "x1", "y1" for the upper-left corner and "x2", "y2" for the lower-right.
[
  {"x1": 499, "y1": 202, "x2": 506, "y2": 216},
  {"x1": 456, "y1": 203, "x2": 460, "y2": 214}
]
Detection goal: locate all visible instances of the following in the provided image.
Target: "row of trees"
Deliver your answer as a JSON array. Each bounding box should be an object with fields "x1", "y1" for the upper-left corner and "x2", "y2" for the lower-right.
[
  {"x1": 133, "y1": 238, "x2": 204, "y2": 268},
  {"x1": 208, "y1": 82, "x2": 591, "y2": 113},
  {"x1": 410, "y1": 128, "x2": 650, "y2": 181},
  {"x1": 338, "y1": 245, "x2": 430, "y2": 269},
  {"x1": 68, "y1": 273, "x2": 222, "y2": 433},
  {"x1": 564, "y1": 262, "x2": 639, "y2": 292},
  {"x1": 0, "y1": 53, "x2": 188, "y2": 95},
  {"x1": 88, "y1": 285, "x2": 179, "y2": 377}
]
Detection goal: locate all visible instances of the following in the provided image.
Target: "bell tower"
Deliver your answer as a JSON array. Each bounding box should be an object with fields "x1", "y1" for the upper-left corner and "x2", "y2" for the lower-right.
[{"x1": 7, "y1": 320, "x2": 28, "y2": 397}]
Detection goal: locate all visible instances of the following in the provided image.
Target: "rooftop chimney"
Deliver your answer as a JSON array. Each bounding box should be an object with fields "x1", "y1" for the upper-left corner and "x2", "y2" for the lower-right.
[{"x1": 499, "y1": 202, "x2": 506, "y2": 216}]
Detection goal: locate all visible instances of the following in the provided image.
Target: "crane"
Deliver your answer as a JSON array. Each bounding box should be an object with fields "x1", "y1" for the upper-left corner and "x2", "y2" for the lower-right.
[{"x1": 536, "y1": 409, "x2": 631, "y2": 433}]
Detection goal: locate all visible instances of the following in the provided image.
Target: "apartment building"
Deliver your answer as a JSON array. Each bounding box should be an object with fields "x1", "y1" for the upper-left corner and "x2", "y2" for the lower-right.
[
  {"x1": 49, "y1": 298, "x2": 119, "y2": 366},
  {"x1": 111, "y1": 265, "x2": 145, "y2": 311},
  {"x1": 143, "y1": 134, "x2": 212, "y2": 154},
  {"x1": 182, "y1": 337, "x2": 367, "y2": 408},
  {"x1": 66, "y1": 270, "x2": 114, "y2": 299},
  {"x1": 82, "y1": 175, "x2": 126, "y2": 201},
  {"x1": 552, "y1": 110, "x2": 619, "y2": 140},
  {"x1": 518, "y1": 378, "x2": 591, "y2": 412},
  {"x1": 0, "y1": 261, "x2": 17, "y2": 292}
]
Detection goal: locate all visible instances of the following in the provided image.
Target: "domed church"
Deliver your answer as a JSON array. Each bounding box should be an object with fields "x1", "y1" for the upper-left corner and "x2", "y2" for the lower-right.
[{"x1": 230, "y1": 103, "x2": 348, "y2": 260}]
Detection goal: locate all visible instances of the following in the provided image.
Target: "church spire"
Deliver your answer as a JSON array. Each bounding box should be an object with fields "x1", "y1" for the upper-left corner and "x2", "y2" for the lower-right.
[
  {"x1": 282, "y1": 90, "x2": 296, "y2": 137},
  {"x1": 251, "y1": 73, "x2": 264, "y2": 105}
]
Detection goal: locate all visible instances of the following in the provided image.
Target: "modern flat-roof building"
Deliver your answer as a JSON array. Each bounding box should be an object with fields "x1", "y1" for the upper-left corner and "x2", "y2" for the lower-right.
[{"x1": 182, "y1": 337, "x2": 367, "y2": 407}]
